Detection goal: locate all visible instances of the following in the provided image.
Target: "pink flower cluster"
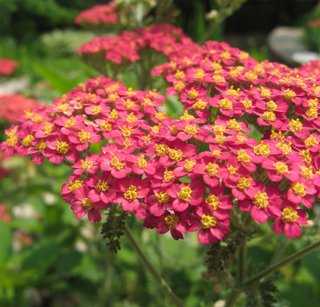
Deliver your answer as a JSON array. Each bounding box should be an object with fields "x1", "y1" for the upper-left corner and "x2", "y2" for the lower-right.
[
  {"x1": 0, "y1": 59, "x2": 18, "y2": 76},
  {"x1": 2, "y1": 39, "x2": 320, "y2": 243},
  {"x1": 74, "y1": 3, "x2": 118, "y2": 27},
  {"x1": 0, "y1": 204, "x2": 10, "y2": 224},
  {"x1": 0, "y1": 94, "x2": 42, "y2": 123},
  {"x1": 77, "y1": 23, "x2": 202, "y2": 67}
]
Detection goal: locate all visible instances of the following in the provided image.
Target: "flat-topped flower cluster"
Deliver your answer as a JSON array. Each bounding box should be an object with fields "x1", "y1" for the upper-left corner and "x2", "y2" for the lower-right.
[
  {"x1": 77, "y1": 23, "x2": 202, "y2": 70},
  {"x1": 0, "y1": 58, "x2": 18, "y2": 76},
  {"x1": 2, "y1": 39, "x2": 320, "y2": 244}
]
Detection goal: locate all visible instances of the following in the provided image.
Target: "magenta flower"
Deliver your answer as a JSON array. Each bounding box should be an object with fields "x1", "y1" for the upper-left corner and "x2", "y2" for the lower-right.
[
  {"x1": 72, "y1": 154, "x2": 100, "y2": 175},
  {"x1": 287, "y1": 178, "x2": 316, "y2": 208},
  {"x1": 100, "y1": 151, "x2": 132, "y2": 179},
  {"x1": 113, "y1": 176, "x2": 150, "y2": 212},
  {"x1": 68, "y1": 125, "x2": 101, "y2": 151},
  {"x1": 273, "y1": 201, "x2": 308, "y2": 238},
  {"x1": 71, "y1": 186, "x2": 109, "y2": 223},
  {"x1": 167, "y1": 180, "x2": 206, "y2": 212},
  {"x1": 61, "y1": 175, "x2": 83, "y2": 204},
  {"x1": 147, "y1": 188, "x2": 173, "y2": 217}
]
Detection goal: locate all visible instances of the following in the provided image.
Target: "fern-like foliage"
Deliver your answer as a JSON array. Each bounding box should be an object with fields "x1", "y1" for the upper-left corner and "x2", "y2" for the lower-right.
[
  {"x1": 206, "y1": 234, "x2": 244, "y2": 273},
  {"x1": 101, "y1": 204, "x2": 128, "y2": 254},
  {"x1": 235, "y1": 273, "x2": 280, "y2": 307}
]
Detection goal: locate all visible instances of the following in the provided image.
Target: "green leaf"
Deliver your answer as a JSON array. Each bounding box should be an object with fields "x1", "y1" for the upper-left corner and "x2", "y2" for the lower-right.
[{"x1": 0, "y1": 220, "x2": 12, "y2": 267}]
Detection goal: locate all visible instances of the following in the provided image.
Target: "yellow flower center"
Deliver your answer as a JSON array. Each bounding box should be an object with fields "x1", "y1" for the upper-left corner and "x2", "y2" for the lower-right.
[
  {"x1": 301, "y1": 166, "x2": 313, "y2": 179},
  {"x1": 281, "y1": 207, "x2": 299, "y2": 223},
  {"x1": 266, "y1": 100, "x2": 277, "y2": 111},
  {"x1": 226, "y1": 86, "x2": 240, "y2": 98},
  {"x1": 100, "y1": 121, "x2": 112, "y2": 132},
  {"x1": 237, "y1": 149, "x2": 251, "y2": 164},
  {"x1": 36, "y1": 141, "x2": 46, "y2": 153},
  {"x1": 22, "y1": 135, "x2": 35, "y2": 147},
  {"x1": 201, "y1": 214, "x2": 217, "y2": 228},
  {"x1": 155, "y1": 144, "x2": 168, "y2": 157},
  {"x1": 299, "y1": 149, "x2": 312, "y2": 164},
  {"x1": 174, "y1": 70, "x2": 185, "y2": 80},
  {"x1": 212, "y1": 125, "x2": 226, "y2": 133},
  {"x1": 218, "y1": 98, "x2": 233, "y2": 110},
  {"x1": 109, "y1": 110, "x2": 119, "y2": 119},
  {"x1": 124, "y1": 185, "x2": 138, "y2": 201},
  {"x1": 31, "y1": 114, "x2": 43, "y2": 123},
  {"x1": 304, "y1": 135, "x2": 318, "y2": 148},
  {"x1": 180, "y1": 111, "x2": 195, "y2": 121},
  {"x1": 188, "y1": 87, "x2": 198, "y2": 100},
  {"x1": 121, "y1": 126, "x2": 132, "y2": 138},
  {"x1": 170, "y1": 125, "x2": 180, "y2": 135},
  {"x1": 227, "y1": 119, "x2": 241, "y2": 131},
  {"x1": 205, "y1": 162, "x2": 219, "y2": 177},
  {"x1": 82, "y1": 198, "x2": 94, "y2": 210},
  {"x1": 184, "y1": 160, "x2": 196, "y2": 172},
  {"x1": 276, "y1": 141, "x2": 292, "y2": 155},
  {"x1": 237, "y1": 177, "x2": 252, "y2": 190},
  {"x1": 163, "y1": 170, "x2": 175, "y2": 182},
  {"x1": 306, "y1": 107, "x2": 318, "y2": 118},
  {"x1": 168, "y1": 149, "x2": 184, "y2": 162},
  {"x1": 110, "y1": 156, "x2": 125, "y2": 171},
  {"x1": 241, "y1": 99, "x2": 252, "y2": 110},
  {"x1": 205, "y1": 195, "x2": 220, "y2": 210},
  {"x1": 283, "y1": 89, "x2": 296, "y2": 100},
  {"x1": 43, "y1": 121, "x2": 54, "y2": 134},
  {"x1": 184, "y1": 125, "x2": 198, "y2": 135},
  {"x1": 68, "y1": 179, "x2": 83, "y2": 193},
  {"x1": 212, "y1": 74, "x2": 226, "y2": 83},
  {"x1": 291, "y1": 183, "x2": 307, "y2": 197},
  {"x1": 165, "y1": 214, "x2": 179, "y2": 230},
  {"x1": 193, "y1": 100, "x2": 206, "y2": 111},
  {"x1": 65, "y1": 117, "x2": 77, "y2": 128},
  {"x1": 5, "y1": 129, "x2": 17, "y2": 138},
  {"x1": 125, "y1": 99, "x2": 135, "y2": 109},
  {"x1": 174, "y1": 81, "x2": 185, "y2": 91},
  {"x1": 155, "y1": 191, "x2": 170, "y2": 204},
  {"x1": 308, "y1": 98, "x2": 318, "y2": 107},
  {"x1": 271, "y1": 131, "x2": 284, "y2": 140},
  {"x1": 155, "y1": 112, "x2": 166, "y2": 120},
  {"x1": 137, "y1": 155, "x2": 147, "y2": 168},
  {"x1": 92, "y1": 106, "x2": 101, "y2": 115},
  {"x1": 245, "y1": 71, "x2": 257, "y2": 80},
  {"x1": 151, "y1": 123, "x2": 161, "y2": 134},
  {"x1": 211, "y1": 61, "x2": 222, "y2": 70},
  {"x1": 253, "y1": 191, "x2": 269, "y2": 209},
  {"x1": 95, "y1": 180, "x2": 110, "y2": 192},
  {"x1": 24, "y1": 109, "x2": 34, "y2": 119},
  {"x1": 57, "y1": 104, "x2": 68, "y2": 112},
  {"x1": 78, "y1": 130, "x2": 91, "y2": 143},
  {"x1": 254, "y1": 141, "x2": 270, "y2": 157},
  {"x1": 236, "y1": 132, "x2": 247, "y2": 143},
  {"x1": 228, "y1": 165, "x2": 238, "y2": 176},
  {"x1": 126, "y1": 112, "x2": 138, "y2": 123},
  {"x1": 177, "y1": 186, "x2": 192, "y2": 202},
  {"x1": 288, "y1": 118, "x2": 302, "y2": 132},
  {"x1": 239, "y1": 52, "x2": 249, "y2": 60},
  {"x1": 81, "y1": 160, "x2": 94, "y2": 169},
  {"x1": 122, "y1": 138, "x2": 133, "y2": 149},
  {"x1": 214, "y1": 132, "x2": 226, "y2": 145},
  {"x1": 57, "y1": 141, "x2": 69, "y2": 154},
  {"x1": 194, "y1": 69, "x2": 205, "y2": 81},
  {"x1": 221, "y1": 50, "x2": 231, "y2": 60},
  {"x1": 261, "y1": 87, "x2": 271, "y2": 98},
  {"x1": 108, "y1": 93, "x2": 119, "y2": 102},
  {"x1": 274, "y1": 162, "x2": 288, "y2": 175},
  {"x1": 262, "y1": 111, "x2": 276, "y2": 122}
]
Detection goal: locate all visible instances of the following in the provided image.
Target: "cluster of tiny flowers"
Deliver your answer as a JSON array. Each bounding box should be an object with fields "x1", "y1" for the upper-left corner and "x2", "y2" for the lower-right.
[
  {"x1": 3, "y1": 39, "x2": 320, "y2": 244},
  {"x1": 74, "y1": 3, "x2": 118, "y2": 28},
  {"x1": 0, "y1": 204, "x2": 10, "y2": 224},
  {"x1": 307, "y1": 18, "x2": 320, "y2": 28},
  {"x1": 0, "y1": 58, "x2": 18, "y2": 76},
  {"x1": 77, "y1": 23, "x2": 202, "y2": 67},
  {"x1": 0, "y1": 94, "x2": 41, "y2": 123}
]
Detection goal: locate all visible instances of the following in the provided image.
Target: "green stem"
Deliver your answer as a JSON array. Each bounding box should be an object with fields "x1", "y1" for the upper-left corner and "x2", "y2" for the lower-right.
[
  {"x1": 245, "y1": 239, "x2": 320, "y2": 285},
  {"x1": 225, "y1": 238, "x2": 247, "y2": 307},
  {"x1": 124, "y1": 223, "x2": 185, "y2": 307}
]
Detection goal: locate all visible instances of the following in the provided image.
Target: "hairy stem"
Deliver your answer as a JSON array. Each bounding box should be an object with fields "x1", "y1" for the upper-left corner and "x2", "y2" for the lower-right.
[
  {"x1": 245, "y1": 239, "x2": 320, "y2": 285},
  {"x1": 124, "y1": 223, "x2": 185, "y2": 307}
]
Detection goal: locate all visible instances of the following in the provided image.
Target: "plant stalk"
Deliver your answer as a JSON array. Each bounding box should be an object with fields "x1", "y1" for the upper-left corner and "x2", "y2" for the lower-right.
[
  {"x1": 124, "y1": 223, "x2": 185, "y2": 307},
  {"x1": 245, "y1": 239, "x2": 320, "y2": 285}
]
